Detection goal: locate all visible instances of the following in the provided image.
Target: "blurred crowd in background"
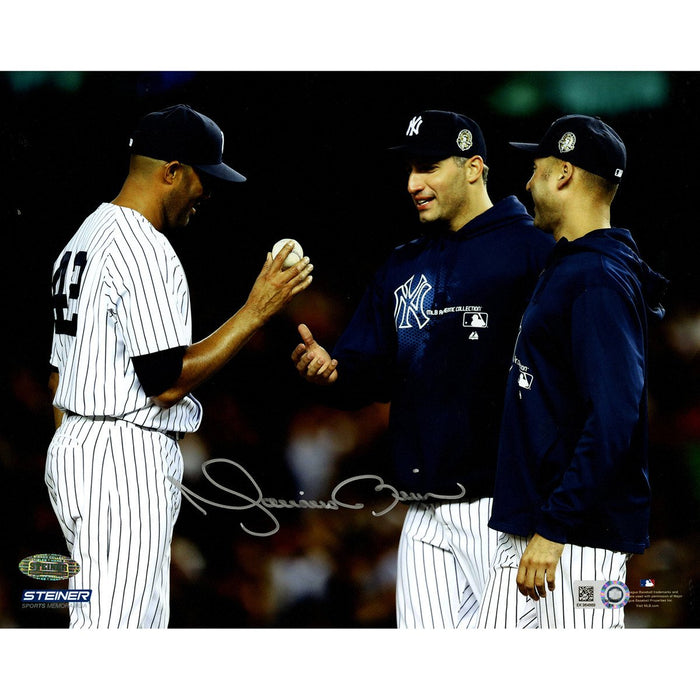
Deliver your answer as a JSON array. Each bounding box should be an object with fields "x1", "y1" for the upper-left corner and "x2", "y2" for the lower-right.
[{"x1": 1, "y1": 71, "x2": 698, "y2": 628}]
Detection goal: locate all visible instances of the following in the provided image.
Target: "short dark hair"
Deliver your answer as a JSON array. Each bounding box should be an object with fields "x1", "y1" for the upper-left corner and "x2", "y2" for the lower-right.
[
  {"x1": 578, "y1": 167, "x2": 618, "y2": 203},
  {"x1": 453, "y1": 156, "x2": 489, "y2": 185}
]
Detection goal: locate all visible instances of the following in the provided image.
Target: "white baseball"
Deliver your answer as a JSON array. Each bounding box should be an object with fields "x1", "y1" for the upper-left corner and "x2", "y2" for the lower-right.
[{"x1": 271, "y1": 238, "x2": 304, "y2": 269}]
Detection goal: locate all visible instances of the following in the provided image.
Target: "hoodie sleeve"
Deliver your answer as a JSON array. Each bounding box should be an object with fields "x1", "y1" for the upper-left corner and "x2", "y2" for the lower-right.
[
  {"x1": 322, "y1": 264, "x2": 396, "y2": 410},
  {"x1": 535, "y1": 282, "x2": 646, "y2": 542}
]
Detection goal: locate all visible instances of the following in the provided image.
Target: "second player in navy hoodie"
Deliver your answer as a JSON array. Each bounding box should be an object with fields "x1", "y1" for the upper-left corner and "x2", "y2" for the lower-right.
[
  {"x1": 488, "y1": 229, "x2": 667, "y2": 554},
  {"x1": 479, "y1": 114, "x2": 668, "y2": 629}
]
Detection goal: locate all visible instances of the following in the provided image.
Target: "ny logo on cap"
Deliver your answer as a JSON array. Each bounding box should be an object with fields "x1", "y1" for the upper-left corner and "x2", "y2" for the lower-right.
[{"x1": 406, "y1": 115, "x2": 423, "y2": 137}]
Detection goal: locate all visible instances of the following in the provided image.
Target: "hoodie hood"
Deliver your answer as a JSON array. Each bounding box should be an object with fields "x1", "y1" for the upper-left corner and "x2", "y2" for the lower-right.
[
  {"x1": 457, "y1": 195, "x2": 533, "y2": 238},
  {"x1": 419, "y1": 195, "x2": 533, "y2": 242},
  {"x1": 560, "y1": 228, "x2": 669, "y2": 321}
]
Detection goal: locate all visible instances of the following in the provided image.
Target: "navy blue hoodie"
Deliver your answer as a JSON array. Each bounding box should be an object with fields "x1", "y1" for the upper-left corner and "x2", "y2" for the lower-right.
[
  {"x1": 489, "y1": 228, "x2": 668, "y2": 553},
  {"x1": 327, "y1": 196, "x2": 554, "y2": 497}
]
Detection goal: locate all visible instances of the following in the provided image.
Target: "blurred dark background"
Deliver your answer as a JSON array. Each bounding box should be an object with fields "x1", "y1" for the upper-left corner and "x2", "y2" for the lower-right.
[{"x1": 1, "y1": 71, "x2": 698, "y2": 628}]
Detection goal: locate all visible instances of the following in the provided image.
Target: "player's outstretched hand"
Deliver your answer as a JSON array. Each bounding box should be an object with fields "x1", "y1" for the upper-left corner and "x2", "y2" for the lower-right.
[
  {"x1": 291, "y1": 323, "x2": 339, "y2": 385},
  {"x1": 245, "y1": 241, "x2": 313, "y2": 323},
  {"x1": 516, "y1": 533, "x2": 565, "y2": 601}
]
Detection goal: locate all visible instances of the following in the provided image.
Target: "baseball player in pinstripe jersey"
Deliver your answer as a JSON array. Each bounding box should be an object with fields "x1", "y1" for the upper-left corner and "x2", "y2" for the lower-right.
[
  {"x1": 292, "y1": 111, "x2": 552, "y2": 628},
  {"x1": 45, "y1": 104, "x2": 313, "y2": 628},
  {"x1": 478, "y1": 115, "x2": 668, "y2": 628}
]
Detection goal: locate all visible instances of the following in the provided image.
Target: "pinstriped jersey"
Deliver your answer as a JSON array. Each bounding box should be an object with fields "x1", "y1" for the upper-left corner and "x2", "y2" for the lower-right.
[{"x1": 50, "y1": 203, "x2": 202, "y2": 433}]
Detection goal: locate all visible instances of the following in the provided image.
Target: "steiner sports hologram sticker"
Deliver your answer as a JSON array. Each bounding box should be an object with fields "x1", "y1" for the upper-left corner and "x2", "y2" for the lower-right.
[{"x1": 19, "y1": 553, "x2": 80, "y2": 581}]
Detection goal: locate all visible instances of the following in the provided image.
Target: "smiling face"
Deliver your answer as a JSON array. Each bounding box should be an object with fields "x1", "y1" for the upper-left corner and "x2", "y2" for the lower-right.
[{"x1": 407, "y1": 156, "x2": 471, "y2": 231}]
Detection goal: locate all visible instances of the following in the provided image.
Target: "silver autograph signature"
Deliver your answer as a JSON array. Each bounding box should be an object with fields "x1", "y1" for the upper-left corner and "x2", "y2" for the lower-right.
[{"x1": 168, "y1": 458, "x2": 466, "y2": 537}]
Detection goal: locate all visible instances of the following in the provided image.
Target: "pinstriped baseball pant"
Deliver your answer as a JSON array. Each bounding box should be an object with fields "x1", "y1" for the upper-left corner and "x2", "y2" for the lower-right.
[
  {"x1": 395, "y1": 498, "x2": 534, "y2": 628},
  {"x1": 477, "y1": 532, "x2": 630, "y2": 629},
  {"x1": 45, "y1": 415, "x2": 183, "y2": 628}
]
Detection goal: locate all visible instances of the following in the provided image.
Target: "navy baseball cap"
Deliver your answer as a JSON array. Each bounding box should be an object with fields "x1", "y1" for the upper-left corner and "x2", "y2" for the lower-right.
[
  {"x1": 388, "y1": 110, "x2": 487, "y2": 162},
  {"x1": 129, "y1": 104, "x2": 246, "y2": 183},
  {"x1": 510, "y1": 114, "x2": 626, "y2": 183}
]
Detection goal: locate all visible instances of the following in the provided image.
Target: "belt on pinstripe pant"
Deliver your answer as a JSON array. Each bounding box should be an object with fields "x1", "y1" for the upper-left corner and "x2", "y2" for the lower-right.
[{"x1": 63, "y1": 411, "x2": 185, "y2": 441}]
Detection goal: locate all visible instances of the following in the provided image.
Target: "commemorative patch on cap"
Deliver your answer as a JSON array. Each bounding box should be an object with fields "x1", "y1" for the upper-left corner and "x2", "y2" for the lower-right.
[
  {"x1": 457, "y1": 129, "x2": 473, "y2": 151},
  {"x1": 558, "y1": 132, "x2": 576, "y2": 154}
]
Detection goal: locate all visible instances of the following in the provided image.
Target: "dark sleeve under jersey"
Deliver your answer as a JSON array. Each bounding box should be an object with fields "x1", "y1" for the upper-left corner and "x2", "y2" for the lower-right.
[
  {"x1": 132, "y1": 346, "x2": 187, "y2": 397},
  {"x1": 325, "y1": 265, "x2": 396, "y2": 410}
]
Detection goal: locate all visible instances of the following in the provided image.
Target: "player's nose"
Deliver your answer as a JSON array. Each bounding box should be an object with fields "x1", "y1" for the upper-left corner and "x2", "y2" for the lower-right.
[{"x1": 407, "y1": 170, "x2": 425, "y2": 194}]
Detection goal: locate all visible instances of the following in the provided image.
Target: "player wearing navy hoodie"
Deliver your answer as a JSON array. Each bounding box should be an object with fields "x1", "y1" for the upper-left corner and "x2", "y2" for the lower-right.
[
  {"x1": 292, "y1": 111, "x2": 553, "y2": 628},
  {"x1": 479, "y1": 115, "x2": 668, "y2": 629}
]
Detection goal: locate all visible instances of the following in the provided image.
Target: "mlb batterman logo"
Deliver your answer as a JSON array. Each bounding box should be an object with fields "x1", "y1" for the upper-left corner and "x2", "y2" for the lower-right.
[
  {"x1": 558, "y1": 131, "x2": 576, "y2": 153},
  {"x1": 456, "y1": 129, "x2": 473, "y2": 151},
  {"x1": 517, "y1": 370, "x2": 533, "y2": 390}
]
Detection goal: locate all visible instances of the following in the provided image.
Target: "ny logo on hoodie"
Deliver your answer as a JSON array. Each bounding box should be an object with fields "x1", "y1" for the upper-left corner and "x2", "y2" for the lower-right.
[{"x1": 394, "y1": 274, "x2": 432, "y2": 330}]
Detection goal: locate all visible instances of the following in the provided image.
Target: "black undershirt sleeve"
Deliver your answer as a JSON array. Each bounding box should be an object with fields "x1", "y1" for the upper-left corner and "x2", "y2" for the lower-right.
[{"x1": 132, "y1": 346, "x2": 187, "y2": 397}]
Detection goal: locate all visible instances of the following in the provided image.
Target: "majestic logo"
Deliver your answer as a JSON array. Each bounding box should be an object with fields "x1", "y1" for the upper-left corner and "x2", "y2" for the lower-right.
[
  {"x1": 406, "y1": 115, "x2": 423, "y2": 136},
  {"x1": 456, "y1": 129, "x2": 473, "y2": 151},
  {"x1": 394, "y1": 274, "x2": 432, "y2": 329},
  {"x1": 558, "y1": 131, "x2": 576, "y2": 153}
]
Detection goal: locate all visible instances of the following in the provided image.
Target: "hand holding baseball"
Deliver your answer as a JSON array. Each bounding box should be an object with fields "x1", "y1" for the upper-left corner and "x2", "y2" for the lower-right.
[
  {"x1": 292, "y1": 323, "x2": 339, "y2": 385},
  {"x1": 245, "y1": 241, "x2": 313, "y2": 323},
  {"x1": 271, "y1": 238, "x2": 304, "y2": 269}
]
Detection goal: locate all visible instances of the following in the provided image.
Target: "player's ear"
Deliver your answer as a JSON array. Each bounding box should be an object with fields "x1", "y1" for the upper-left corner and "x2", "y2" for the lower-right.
[
  {"x1": 556, "y1": 161, "x2": 574, "y2": 189},
  {"x1": 465, "y1": 155, "x2": 485, "y2": 184},
  {"x1": 162, "y1": 161, "x2": 182, "y2": 185}
]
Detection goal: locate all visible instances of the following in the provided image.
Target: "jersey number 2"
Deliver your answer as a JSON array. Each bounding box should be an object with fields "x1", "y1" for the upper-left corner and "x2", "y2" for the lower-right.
[{"x1": 52, "y1": 250, "x2": 87, "y2": 336}]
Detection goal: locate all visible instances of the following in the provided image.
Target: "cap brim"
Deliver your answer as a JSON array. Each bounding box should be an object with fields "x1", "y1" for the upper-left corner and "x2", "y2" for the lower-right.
[
  {"x1": 508, "y1": 141, "x2": 539, "y2": 152},
  {"x1": 195, "y1": 162, "x2": 247, "y2": 183}
]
